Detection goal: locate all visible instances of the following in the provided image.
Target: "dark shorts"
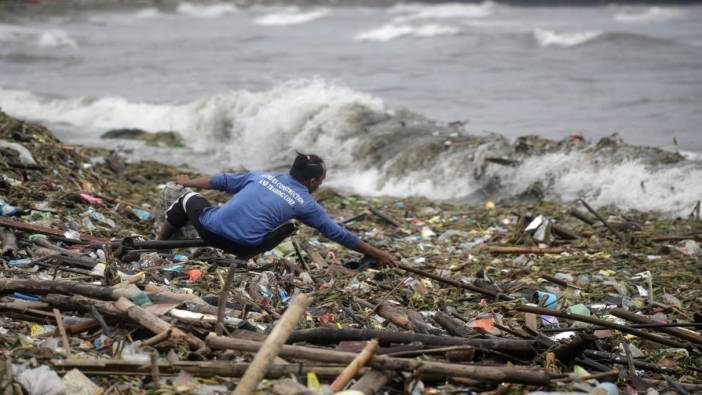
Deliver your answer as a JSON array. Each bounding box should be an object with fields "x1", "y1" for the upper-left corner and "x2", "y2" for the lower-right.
[{"x1": 165, "y1": 192, "x2": 295, "y2": 258}]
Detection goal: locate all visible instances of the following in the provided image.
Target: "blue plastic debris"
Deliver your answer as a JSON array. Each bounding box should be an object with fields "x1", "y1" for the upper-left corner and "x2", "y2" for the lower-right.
[
  {"x1": 14, "y1": 292, "x2": 39, "y2": 301},
  {"x1": 131, "y1": 208, "x2": 152, "y2": 221},
  {"x1": 9, "y1": 258, "x2": 32, "y2": 266}
]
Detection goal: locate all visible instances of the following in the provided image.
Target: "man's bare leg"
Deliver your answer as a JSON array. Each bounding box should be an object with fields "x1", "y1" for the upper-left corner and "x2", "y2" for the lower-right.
[{"x1": 157, "y1": 222, "x2": 177, "y2": 240}]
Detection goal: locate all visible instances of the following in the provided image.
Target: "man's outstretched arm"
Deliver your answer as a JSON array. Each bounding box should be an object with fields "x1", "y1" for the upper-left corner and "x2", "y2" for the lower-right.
[{"x1": 299, "y1": 203, "x2": 398, "y2": 267}]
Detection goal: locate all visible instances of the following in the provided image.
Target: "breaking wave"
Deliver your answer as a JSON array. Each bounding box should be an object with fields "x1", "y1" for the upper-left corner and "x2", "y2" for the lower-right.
[
  {"x1": 614, "y1": 7, "x2": 683, "y2": 23},
  {"x1": 175, "y1": 2, "x2": 238, "y2": 18},
  {"x1": 355, "y1": 23, "x2": 461, "y2": 42},
  {"x1": 531, "y1": 29, "x2": 679, "y2": 49},
  {"x1": 254, "y1": 8, "x2": 330, "y2": 26},
  {"x1": 532, "y1": 28, "x2": 601, "y2": 48},
  {"x1": 1, "y1": 80, "x2": 701, "y2": 215}
]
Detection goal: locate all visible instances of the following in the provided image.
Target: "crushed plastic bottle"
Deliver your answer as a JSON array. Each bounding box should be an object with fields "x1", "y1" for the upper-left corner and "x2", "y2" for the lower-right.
[
  {"x1": 0, "y1": 199, "x2": 18, "y2": 216},
  {"x1": 131, "y1": 208, "x2": 152, "y2": 221}
]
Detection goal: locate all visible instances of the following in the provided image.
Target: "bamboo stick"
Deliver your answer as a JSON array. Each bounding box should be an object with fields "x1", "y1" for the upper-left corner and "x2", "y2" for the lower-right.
[
  {"x1": 330, "y1": 339, "x2": 379, "y2": 392},
  {"x1": 216, "y1": 261, "x2": 237, "y2": 336},
  {"x1": 231, "y1": 293, "x2": 312, "y2": 395},
  {"x1": 53, "y1": 308, "x2": 71, "y2": 357},
  {"x1": 114, "y1": 297, "x2": 205, "y2": 350}
]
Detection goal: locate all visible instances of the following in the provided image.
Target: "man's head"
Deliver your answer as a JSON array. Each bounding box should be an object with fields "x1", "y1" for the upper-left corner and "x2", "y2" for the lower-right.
[{"x1": 290, "y1": 152, "x2": 326, "y2": 192}]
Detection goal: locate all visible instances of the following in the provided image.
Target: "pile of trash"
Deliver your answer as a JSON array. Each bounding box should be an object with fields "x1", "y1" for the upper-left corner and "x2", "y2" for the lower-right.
[{"x1": 0, "y1": 110, "x2": 701, "y2": 395}]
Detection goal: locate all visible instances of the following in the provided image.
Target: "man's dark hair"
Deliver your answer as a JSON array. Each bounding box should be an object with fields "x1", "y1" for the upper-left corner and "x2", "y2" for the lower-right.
[{"x1": 290, "y1": 152, "x2": 324, "y2": 182}]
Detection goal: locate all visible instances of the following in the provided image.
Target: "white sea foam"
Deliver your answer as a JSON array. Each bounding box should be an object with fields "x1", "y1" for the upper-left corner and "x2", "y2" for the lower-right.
[
  {"x1": 355, "y1": 23, "x2": 460, "y2": 42},
  {"x1": 254, "y1": 8, "x2": 330, "y2": 26},
  {"x1": 506, "y1": 152, "x2": 702, "y2": 215},
  {"x1": 614, "y1": 7, "x2": 682, "y2": 23},
  {"x1": 533, "y1": 28, "x2": 601, "y2": 48},
  {"x1": 36, "y1": 30, "x2": 77, "y2": 48},
  {"x1": 176, "y1": 2, "x2": 237, "y2": 18},
  {"x1": 389, "y1": 2, "x2": 494, "y2": 22}
]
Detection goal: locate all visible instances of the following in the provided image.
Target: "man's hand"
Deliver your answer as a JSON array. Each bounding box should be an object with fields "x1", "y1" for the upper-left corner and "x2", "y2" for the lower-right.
[
  {"x1": 373, "y1": 249, "x2": 398, "y2": 268},
  {"x1": 354, "y1": 241, "x2": 397, "y2": 268},
  {"x1": 174, "y1": 175, "x2": 191, "y2": 187}
]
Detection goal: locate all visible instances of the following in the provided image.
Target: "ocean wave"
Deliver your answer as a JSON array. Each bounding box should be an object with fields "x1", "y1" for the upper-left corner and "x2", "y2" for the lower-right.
[
  {"x1": 0, "y1": 25, "x2": 77, "y2": 48},
  {"x1": 1, "y1": 81, "x2": 700, "y2": 215},
  {"x1": 532, "y1": 28, "x2": 601, "y2": 48},
  {"x1": 254, "y1": 8, "x2": 330, "y2": 26},
  {"x1": 175, "y1": 2, "x2": 237, "y2": 18},
  {"x1": 389, "y1": 2, "x2": 495, "y2": 22},
  {"x1": 355, "y1": 23, "x2": 461, "y2": 42},
  {"x1": 614, "y1": 7, "x2": 682, "y2": 23},
  {"x1": 534, "y1": 29, "x2": 683, "y2": 49}
]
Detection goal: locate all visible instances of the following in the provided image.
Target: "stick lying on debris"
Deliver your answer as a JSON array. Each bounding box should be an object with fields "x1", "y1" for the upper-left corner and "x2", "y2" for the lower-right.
[
  {"x1": 396, "y1": 262, "x2": 512, "y2": 300},
  {"x1": 232, "y1": 293, "x2": 312, "y2": 395},
  {"x1": 517, "y1": 305, "x2": 691, "y2": 349},
  {"x1": 286, "y1": 327, "x2": 536, "y2": 357},
  {"x1": 206, "y1": 335, "x2": 552, "y2": 385},
  {"x1": 487, "y1": 246, "x2": 569, "y2": 255},
  {"x1": 330, "y1": 339, "x2": 379, "y2": 392},
  {"x1": 115, "y1": 297, "x2": 206, "y2": 350}
]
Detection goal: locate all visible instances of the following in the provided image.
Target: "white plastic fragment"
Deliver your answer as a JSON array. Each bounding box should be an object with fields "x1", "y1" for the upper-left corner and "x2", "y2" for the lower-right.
[
  {"x1": 0, "y1": 140, "x2": 37, "y2": 164},
  {"x1": 62, "y1": 368, "x2": 102, "y2": 395},
  {"x1": 15, "y1": 365, "x2": 65, "y2": 395}
]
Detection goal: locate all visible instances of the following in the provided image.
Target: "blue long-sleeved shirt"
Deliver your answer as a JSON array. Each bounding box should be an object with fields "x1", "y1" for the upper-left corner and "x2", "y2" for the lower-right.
[{"x1": 199, "y1": 172, "x2": 361, "y2": 249}]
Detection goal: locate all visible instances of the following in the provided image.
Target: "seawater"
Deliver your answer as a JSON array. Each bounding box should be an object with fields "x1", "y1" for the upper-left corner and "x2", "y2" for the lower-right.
[{"x1": 0, "y1": 1, "x2": 701, "y2": 214}]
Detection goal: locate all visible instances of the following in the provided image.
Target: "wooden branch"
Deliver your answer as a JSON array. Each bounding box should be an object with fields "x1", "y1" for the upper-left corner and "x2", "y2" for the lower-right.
[
  {"x1": 539, "y1": 274, "x2": 582, "y2": 290},
  {"x1": 610, "y1": 308, "x2": 702, "y2": 345},
  {"x1": 330, "y1": 339, "x2": 379, "y2": 392},
  {"x1": 53, "y1": 359, "x2": 352, "y2": 378},
  {"x1": 232, "y1": 293, "x2": 312, "y2": 395},
  {"x1": 487, "y1": 246, "x2": 568, "y2": 255},
  {"x1": 114, "y1": 297, "x2": 205, "y2": 350},
  {"x1": 142, "y1": 330, "x2": 172, "y2": 347},
  {"x1": 216, "y1": 262, "x2": 237, "y2": 336},
  {"x1": 373, "y1": 301, "x2": 415, "y2": 331},
  {"x1": 367, "y1": 206, "x2": 402, "y2": 228},
  {"x1": 397, "y1": 262, "x2": 511, "y2": 300},
  {"x1": 0, "y1": 279, "x2": 117, "y2": 300},
  {"x1": 150, "y1": 352, "x2": 160, "y2": 388},
  {"x1": 0, "y1": 217, "x2": 108, "y2": 244},
  {"x1": 569, "y1": 209, "x2": 595, "y2": 226},
  {"x1": 287, "y1": 327, "x2": 535, "y2": 358},
  {"x1": 517, "y1": 305, "x2": 689, "y2": 349},
  {"x1": 580, "y1": 199, "x2": 625, "y2": 242},
  {"x1": 433, "y1": 312, "x2": 471, "y2": 337},
  {"x1": 53, "y1": 308, "x2": 71, "y2": 357},
  {"x1": 207, "y1": 335, "x2": 551, "y2": 385}
]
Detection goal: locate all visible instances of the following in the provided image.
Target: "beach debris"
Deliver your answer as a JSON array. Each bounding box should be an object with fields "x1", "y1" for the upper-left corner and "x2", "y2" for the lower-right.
[{"x1": 0, "y1": 110, "x2": 699, "y2": 394}]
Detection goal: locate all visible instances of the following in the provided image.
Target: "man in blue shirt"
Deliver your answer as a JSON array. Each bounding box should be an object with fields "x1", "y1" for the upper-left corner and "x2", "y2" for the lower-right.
[{"x1": 158, "y1": 153, "x2": 397, "y2": 266}]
